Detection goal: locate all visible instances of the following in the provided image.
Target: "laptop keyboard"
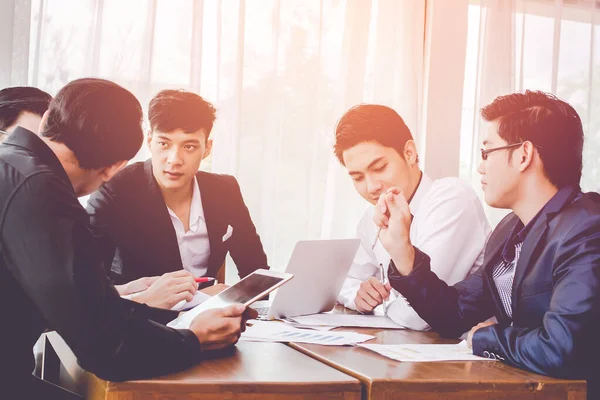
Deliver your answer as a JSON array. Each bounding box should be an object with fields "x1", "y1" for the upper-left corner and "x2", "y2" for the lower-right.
[{"x1": 254, "y1": 307, "x2": 269, "y2": 317}]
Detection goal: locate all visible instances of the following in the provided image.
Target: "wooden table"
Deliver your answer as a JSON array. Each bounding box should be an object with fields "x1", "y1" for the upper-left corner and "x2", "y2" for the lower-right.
[
  {"x1": 45, "y1": 331, "x2": 361, "y2": 400},
  {"x1": 288, "y1": 310, "x2": 586, "y2": 400}
]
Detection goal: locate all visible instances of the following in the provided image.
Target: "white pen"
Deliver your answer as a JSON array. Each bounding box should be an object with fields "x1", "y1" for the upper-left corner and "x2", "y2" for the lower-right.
[{"x1": 379, "y1": 263, "x2": 387, "y2": 315}]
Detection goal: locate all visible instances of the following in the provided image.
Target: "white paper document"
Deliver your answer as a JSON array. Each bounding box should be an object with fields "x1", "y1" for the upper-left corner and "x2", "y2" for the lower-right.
[
  {"x1": 279, "y1": 319, "x2": 338, "y2": 331},
  {"x1": 171, "y1": 291, "x2": 211, "y2": 312},
  {"x1": 168, "y1": 295, "x2": 235, "y2": 329},
  {"x1": 241, "y1": 321, "x2": 374, "y2": 346},
  {"x1": 359, "y1": 341, "x2": 495, "y2": 362},
  {"x1": 289, "y1": 313, "x2": 405, "y2": 329}
]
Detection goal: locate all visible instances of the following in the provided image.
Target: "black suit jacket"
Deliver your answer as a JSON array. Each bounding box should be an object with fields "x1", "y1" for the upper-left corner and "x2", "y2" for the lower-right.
[
  {"x1": 389, "y1": 186, "x2": 600, "y2": 399},
  {"x1": 0, "y1": 129, "x2": 201, "y2": 398},
  {"x1": 86, "y1": 160, "x2": 268, "y2": 284}
]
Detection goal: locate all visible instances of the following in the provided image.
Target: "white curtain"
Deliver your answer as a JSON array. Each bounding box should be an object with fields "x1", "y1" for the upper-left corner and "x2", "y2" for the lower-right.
[
  {"x1": 460, "y1": 0, "x2": 600, "y2": 225},
  {"x1": 10, "y1": 0, "x2": 426, "y2": 280},
  {"x1": 5, "y1": 0, "x2": 597, "y2": 276}
]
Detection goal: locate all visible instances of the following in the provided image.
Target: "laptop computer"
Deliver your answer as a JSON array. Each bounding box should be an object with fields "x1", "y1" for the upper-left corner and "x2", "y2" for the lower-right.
[{"x1": 252, "y1": 238, "x2": 360, "y2": 320}]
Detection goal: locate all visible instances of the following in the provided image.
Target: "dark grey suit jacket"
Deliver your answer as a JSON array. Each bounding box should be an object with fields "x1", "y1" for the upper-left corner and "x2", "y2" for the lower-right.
[
  {"x1": 86, "y1": 160, "x2": 268, "y2": 284},
  {"x1": 0, "y1": 129, "x2": 201, "y2": 398}
]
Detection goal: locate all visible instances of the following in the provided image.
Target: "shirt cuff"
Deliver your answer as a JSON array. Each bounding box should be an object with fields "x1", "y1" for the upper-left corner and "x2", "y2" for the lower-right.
[{"x1": 471, "y1": 326, "x2": 507, "y2": 363}]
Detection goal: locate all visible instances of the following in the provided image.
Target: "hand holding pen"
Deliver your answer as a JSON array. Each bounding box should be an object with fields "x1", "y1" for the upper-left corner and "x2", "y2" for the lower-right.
[
  {"x1": 372, "y1": 187, "x2": 405, "y2": 250},
  {"x1": 378, "y1": 263, "x2": 388, "y2": 315},
  {"x1": 372, "y1": 186, "x2": 415, "y2": 276},
  {"x1": 354, "y1": 276, "x2": 392, "y2": 314}
]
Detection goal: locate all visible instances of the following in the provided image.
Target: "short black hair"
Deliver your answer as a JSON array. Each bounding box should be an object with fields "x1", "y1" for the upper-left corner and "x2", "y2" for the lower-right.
[
  {"x1": 148, "y1": 89, "x2": 216, "y2": 138},
  {"x1": 40, "y1": 78, "x2": 143, "y2": 170},
  {"x1": 481, "y1": 90, "x2": 584, "y2": 189},
  {"x1": 0, "y1": 86, "x2": 52, "y2": 130},
  {"x1": 333, "y1": 104, "x2": 414, "y2": 165}
]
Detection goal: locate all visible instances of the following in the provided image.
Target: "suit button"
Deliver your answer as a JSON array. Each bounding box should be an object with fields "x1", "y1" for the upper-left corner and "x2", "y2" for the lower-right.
[{"x1": 483, "y1": 351, "x2": 490, "y2": 358}]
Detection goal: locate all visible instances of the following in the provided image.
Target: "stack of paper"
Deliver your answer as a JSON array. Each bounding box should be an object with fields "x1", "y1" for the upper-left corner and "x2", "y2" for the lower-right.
[
  {"x1": 289, "y1": 313, "x2": 405, "y2": 329},
  {"x1": 241, "y1": 321, "x2": 374, "y2": 346},
  {"x1": 171, "y1": 291, "x2": 211, "y2": 312},
  {"x1": 279, "y1": 319, "x2": 338, "y2": 331},
  {"x1": 168, "y1": 294, "x2": 235, "y2": 329},
  {"x1": 359, "y1": 341, "x2": 495, "y2": 362}
]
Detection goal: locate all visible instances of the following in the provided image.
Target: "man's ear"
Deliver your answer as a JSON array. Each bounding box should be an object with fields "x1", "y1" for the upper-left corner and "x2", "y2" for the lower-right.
[
  {"x1": 146, "y1": 130, "x2": 153, "y2": 149},
  {"x1": 98, "y1": 160, "x2": 128, "y2": 183},
  {"x1": 517, "y1": 141, "x2": 535, "y2": 172},
  {"x1": 404, "y1": 140, "x2": 419, "y2": 165},
  {"x1": 203, "y1": 138, "x2": 213, "y2": 160},
  {"x1": 39, "y1": 110, "x2": 50, "y2": 134}
]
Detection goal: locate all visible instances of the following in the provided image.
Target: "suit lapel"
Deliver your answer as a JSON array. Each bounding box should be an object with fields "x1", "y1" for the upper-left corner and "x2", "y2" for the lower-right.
[
  {"x1": 143, "y1": 160, "x2": 184, "y2": 272},
  {"x1": 510, "y1": 187, "x2": 579, "y2": 314},
  {"x1": 510, "y1": 218, "x2": 548, "y2": 316},
  {"x1": 196, "y1": 172, "x2": 223, "y2": 276},
  {"x1": 482, "y1": 214, "x2": 519, "y2": 325}
]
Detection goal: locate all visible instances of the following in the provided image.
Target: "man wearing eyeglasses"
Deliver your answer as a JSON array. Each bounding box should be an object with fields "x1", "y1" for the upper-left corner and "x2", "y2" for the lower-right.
[
  {"x1": 374, "y1": 90, "x2": 600, "y2": 399},
  {"x1": 0, "y1": 86, "x2": 52, "y2": 142}
]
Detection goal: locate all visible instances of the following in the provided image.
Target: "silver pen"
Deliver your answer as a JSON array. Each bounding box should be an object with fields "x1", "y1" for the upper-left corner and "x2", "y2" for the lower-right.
[
  {"x1": 371, "y1": 226, "x2": 383, "y2": 250},
  {"x1": 379, "y1": 263, "x2": 387, "y2": 315}
]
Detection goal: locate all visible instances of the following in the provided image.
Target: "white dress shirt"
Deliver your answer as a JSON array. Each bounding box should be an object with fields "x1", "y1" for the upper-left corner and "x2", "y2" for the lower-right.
[
  {"x1": 338, "y1": 173, "x2": 491, "y2": 330},
  {"x1": 166, "y1": 178, "x2": 211, "y2": 277}
]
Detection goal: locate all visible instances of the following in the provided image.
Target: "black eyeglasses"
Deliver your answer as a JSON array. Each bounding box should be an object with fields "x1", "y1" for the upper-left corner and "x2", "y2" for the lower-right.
[{"x1": 480, "y1": 143, "x2": 524, "y2": 161}]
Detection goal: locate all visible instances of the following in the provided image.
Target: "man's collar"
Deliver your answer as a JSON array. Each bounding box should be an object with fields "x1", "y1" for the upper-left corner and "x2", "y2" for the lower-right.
[
  {"x1": 501, "y1": 186, "x2": 580, "y2": 262},
  {"x1": 407, "y1": 172, "x2": 432, "y2": 216},
  {"x1": 188, "y1": 176, "x2": 205, "y2": 232},
  {"x1": 164, "y1": 172, "x2": 205, "y2": 232},
  {"x1": 2, "y1": 127, "x2": 71, "y2": 187}
]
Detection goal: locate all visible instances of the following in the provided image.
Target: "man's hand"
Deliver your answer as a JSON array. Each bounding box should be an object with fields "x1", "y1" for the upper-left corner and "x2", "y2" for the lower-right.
[
  {"x1": 116, "y1": 276, "x2": 159, "y2": 296},
  {"x1": 467, "y1": 320, "x2": 497, "y2": 349},
  {"x1": 354, "y1": 277, "x2": 392, "y2": 313},
  {"x1": 373, "y1": 188, "x2": 414, "y2": 275},
  {"x1": 189, "y1": 304, "x2": 255, "y2": 351},
  {"x1": 133, "y1": 270, "x2": 197, "y2": 309},
  {"x1": 200, "y1": 283, "x2": 229, "y2": 296}
]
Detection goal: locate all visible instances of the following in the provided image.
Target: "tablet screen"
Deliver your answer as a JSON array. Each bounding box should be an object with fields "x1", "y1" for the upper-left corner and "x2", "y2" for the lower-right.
[
  {"x1": 216, "y1": 274, "x2": 284, "y2": 305},
  {"x1": 167, "y1": 270, "x2": 290, "y2": 329}
]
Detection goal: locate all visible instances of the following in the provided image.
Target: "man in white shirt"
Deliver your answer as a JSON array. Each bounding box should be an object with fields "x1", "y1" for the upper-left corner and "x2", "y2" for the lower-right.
[{"x1": 334, "y1": 104, "x2": 491, "y2": 330}]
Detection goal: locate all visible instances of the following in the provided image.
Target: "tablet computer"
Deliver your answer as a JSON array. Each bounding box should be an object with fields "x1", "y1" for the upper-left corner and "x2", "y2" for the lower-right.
[{"x1": 167, "y1": 269, "x2": 293, "y2": 329}]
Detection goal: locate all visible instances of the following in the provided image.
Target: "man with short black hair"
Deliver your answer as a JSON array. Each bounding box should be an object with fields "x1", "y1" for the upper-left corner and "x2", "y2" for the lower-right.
[
  {"x1": 0, "y1": 86, "x2": 51, "y2": 141},
  {"x1": 374, "y1": 91, "x2": 600, "y2": 399},
  {"x1": 87, "y1": 89, "x2": 268, "y2": 309},
  {"x1": 333, "y1": 104, "x2": 490, "y2": 329},
  {"x1": 0, "y1": 79, "x2": 252, "y2": 399}
]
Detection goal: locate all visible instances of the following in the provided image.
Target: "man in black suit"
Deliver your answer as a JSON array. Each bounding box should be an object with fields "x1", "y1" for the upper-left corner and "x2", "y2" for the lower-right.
[
  {"x1": 0, "y1": 79, "x2": 253, "y2": 399},
  {"x1": 87, "y1": 89, "x2": 268, "y2": 309},
  {"x1": 373, "y1": 91, "x2": 600, "y2": 399}
]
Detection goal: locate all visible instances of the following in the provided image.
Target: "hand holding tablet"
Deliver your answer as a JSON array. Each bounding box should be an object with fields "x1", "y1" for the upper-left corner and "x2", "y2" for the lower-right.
[{"x1": 168, "y1": 269, "x2": 293, "y2": 330}]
